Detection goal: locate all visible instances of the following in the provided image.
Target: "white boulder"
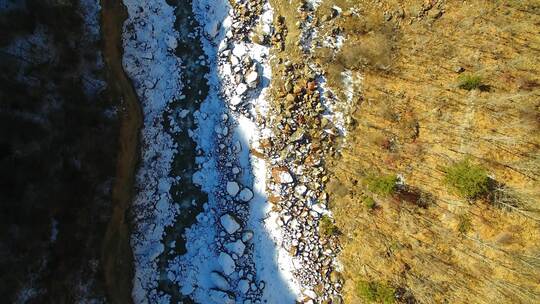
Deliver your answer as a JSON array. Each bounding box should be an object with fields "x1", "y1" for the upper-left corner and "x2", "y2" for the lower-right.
[
  {"x1": 218, "y1": 252, "x2": 236, "y2": 275},
  {"x1": 209, "y1": 289, "x2": 234, "y2": 304},
  {"x1": 210, "y1": 271, "x2": 230, "y2": 290},
  {"x1": 237, "y1": 188, "x2": 254, "y2": 202},
  {"x1": 220, "y1": 214, "x2": 241, "y2": 234},
  {"x1": 226, "y1": 181, "x2": 240, "y2": 196},
  {"x1": 225, "y1": 240, "x2": 245, "y2": 256}
]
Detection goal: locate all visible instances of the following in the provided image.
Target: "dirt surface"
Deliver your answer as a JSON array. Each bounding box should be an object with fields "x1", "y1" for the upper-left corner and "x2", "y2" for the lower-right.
[{"x1": 100, "y1": 1, "x2": 142, "y2": 303}]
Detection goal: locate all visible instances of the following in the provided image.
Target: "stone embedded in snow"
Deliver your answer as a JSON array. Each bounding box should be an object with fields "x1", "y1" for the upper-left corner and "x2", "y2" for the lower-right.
[
  {"x1": 218, "y1": 40, "x2": 228, "y2": 53},
  {"x1": 304, "y1": 289, "x2": 317, "y2": 299},
  {"x1": 237, "y1": 188, "x2": 254, "y2": 202},
  {"x1": 232, "y1": 167, "x2": 241, "y2": 174},
  {"x1": 312, "y1": 203, "x2": 327, "y2": 214},
  {"x1": 230, "y1": 95, "x2": 243, "y2": 106},
  {"x1": 238, "y1": 280, "x2": 250, "y2": 294},
  {"x1": 205, "y1": 20, "x2": 220, "y2": 39},
  {"x1": 220, "y1": 213, "x2": 241, "y2": 234},
  {"x1": 246, "y1": 70, "x2": 259, "y2": 87},
  {"x1": 236, "y1": 83, "x2": 248, "y2": 95},
  {"x1": 210, "y1": 271, "x2": 230, "y2": 290},
  {"x1": 232, "y1": 44, "x2": 247, "y2": 58},
  {"x1": 166, "y1": 35, "x2": 178, "y2": 50},
  {"x1": 230, "y1": 55, "x2": 240, "y2": 66},
  {"x1": 209, "y1": 289, "x2": 234, "y2": 304},
  {"x1": 218, "y1": 252, "x2": 236, "y2": 275},
  {"x1": 226, "y1": 181, "x2": 240, "y2": 196},
  {"x1": 295, "y1": 184, "x2": 308, "y2": 196},
  {"x1": 242, "y1": 230, "x2": 254, "y2": 242},
  {"x1": 225, "y1": 240, "x2": 245, "y2": 256}
]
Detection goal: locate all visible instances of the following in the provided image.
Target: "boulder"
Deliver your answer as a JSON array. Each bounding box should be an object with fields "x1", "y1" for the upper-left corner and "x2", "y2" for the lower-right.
[
  {"x1": 210, "y1": 271, "x2": 230, "y2": 290},
  {"x1": 238, "y1": 188, "x2": 254, "y2": 202},
  {"x1": 225, "y1": 240, "x2": 245, "y2": 256},
  {"x1": 226, "y1": 181, "x2": 240, "y2": 196},
  {"x1": 218, "y1": 252, "x2": 236, "y2": 275},
  {"x1": 220, "y1": 213, "x2": 241, "y2": 234}
]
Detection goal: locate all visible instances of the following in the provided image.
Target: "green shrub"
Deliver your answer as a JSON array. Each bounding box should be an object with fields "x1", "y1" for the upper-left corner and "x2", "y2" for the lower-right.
[
  {"x1": 458, "y1": 74, "x2": 483, "y2": 90},
  {"x1": 366, "y1": 174, "x2": 398, "y2": 196},
  {"x1": 357, "y1": 281, "x2": 396, "y2": 304},
  {"x1": 458, "y1": 214, "x2": 472, "y2": 235},
  {"x1": 319, "y1": 215, "x2": 339, "y2": 236},
  {"x1": 363, "y1": 196, "x2": 377, "y2": 209},
  {"x1": 444, "y1": 159, "x2": 489, "y2": 199}
]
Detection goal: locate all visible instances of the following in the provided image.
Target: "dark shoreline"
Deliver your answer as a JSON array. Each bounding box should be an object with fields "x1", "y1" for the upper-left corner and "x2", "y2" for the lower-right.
[{"x1": 99, "y1": 1, "x2": 142, "y2": 303}]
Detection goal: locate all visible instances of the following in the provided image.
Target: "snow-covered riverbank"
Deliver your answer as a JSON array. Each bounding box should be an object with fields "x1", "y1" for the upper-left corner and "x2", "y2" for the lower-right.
[{"x1": 124, "y1": 0, "x2": 304, "y2": 302}]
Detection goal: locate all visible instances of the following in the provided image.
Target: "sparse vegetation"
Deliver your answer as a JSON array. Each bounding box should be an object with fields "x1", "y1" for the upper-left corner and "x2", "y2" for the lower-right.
[
  {"x1": 356, "y1": 280, "x2": 396, "y2": 304},
  {"x1": 365, "y1": 174, "x2": 398, "y2": 196},
  {"x1": 319, "y1": 215, "x2": 339, "y2": 236},
  {"x1": 444, "y1": 159, "x2": 489, "y2": 199},
  {"x1": 457, "y1": 214, "x2": 472, "y2": 235},
  {"x1": 363, "y1": 196, "x2": 376, "y2": 209},
  {"x1": 458, "y1": 73, "x2": 483, "y2": 90}
]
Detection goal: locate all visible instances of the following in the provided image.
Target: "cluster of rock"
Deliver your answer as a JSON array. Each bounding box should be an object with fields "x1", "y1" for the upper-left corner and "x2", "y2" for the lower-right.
[
  {"x1": 198, "y1": 0, "x2": 345, "y2": 302},
  {"x1": 260, "y1": 62, "x2": 344, "y2": 303},
  {"x1": 256, "y1": 3, "x2": 347, "y2": 303},
  {"x1": 199, "y1": 1, "x2": 270, "y2": 303}
]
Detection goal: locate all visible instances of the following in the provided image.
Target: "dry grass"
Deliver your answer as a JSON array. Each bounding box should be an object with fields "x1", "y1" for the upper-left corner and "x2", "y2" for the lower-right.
[
  {"x1": 317, "y1": 0, "x2": 540, "y2": 303},
  {"x1": 268, "y1": 0, "x2": 540, "y2": 303}
]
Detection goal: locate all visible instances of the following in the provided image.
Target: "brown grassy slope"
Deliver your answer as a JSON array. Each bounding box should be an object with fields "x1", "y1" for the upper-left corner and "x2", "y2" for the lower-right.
[{"x1": 314, "y1": 0, "x2": 540, "y2": 303}]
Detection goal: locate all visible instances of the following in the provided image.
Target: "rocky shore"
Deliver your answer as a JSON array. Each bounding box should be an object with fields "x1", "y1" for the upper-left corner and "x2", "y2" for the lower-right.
[{"x1": 124, "y1": 0, "x2": 347, "y2": 302}]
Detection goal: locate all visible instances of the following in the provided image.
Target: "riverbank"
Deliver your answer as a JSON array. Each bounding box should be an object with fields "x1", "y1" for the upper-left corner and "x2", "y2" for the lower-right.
[{"x1": 100, "y1": 0, "x2": 142, "y2": 302}]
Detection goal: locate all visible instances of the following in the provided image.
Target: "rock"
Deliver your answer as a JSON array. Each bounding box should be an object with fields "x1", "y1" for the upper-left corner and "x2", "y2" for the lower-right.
[
  {"x1": 246, "y1": 70, "x2": 259, "y2": 87},
  {"x1": 304, "y1": 289, "x2": 317, "y2": 299},
  {"x1": 242, "y1": 230, "x2": 254, "y2": 242},
  {"x1": 218, "y1": 252, "x2": 236, "y2": 275},
  {"x1": 286, "y1": 93, "x2": 296, "y2": 103},
  {"x1": 278, "y1": 171, "x2": 294, "y2": 184},
  {"x1": 225, "y1": 240, "x2": 246, "y2": 256},
  {"x1": 238, "y1": 188, "x2": 254, "y2": 202},
  {"x1": 210, "y1": 271, "x2": 230, "y2": 290},
  {"x1": 209, "y1": 289, "x2": 234, "y2": 304},
  {"x1": 295, "y1": 185, "x2": 308, "y2": 196},
  {"x1": 454, "y1": 66, "x2": 465, "y2": 73},
  {"x1": 284, "y1": 81, "x2": 293, "y2": 92},
  {"x1": 238, "y1": 280, "x2": 250, "y2": 294},
  {"x1": 220, "y1": 214, "x2": 241, "y2": 234},
  {"x1": 289, "y1": 129, "x2": 305, "y2": 142},
  {"x1": 236, "y1": 83, "x2": 248, "y2": 95},
  {"x1": 226, "y1": 181, "x2": 240, "y2": 196},
  {"x1": 230, "y1": 95, "x2": 243, "y2": 106}
]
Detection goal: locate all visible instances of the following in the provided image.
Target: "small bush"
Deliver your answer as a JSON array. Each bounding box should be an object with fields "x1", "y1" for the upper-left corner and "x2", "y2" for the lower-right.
[
  {"x1": 457, "y1": 214, "x2": 472, "y2": 235},
  {"x1": 357, "y1": 281, "x2": 396, "y2": 304},
  {"x1": 444, "y1": 159, "x2": 489, "y2": 199},
  {"x1": 363, "y1": 196, "x2": 377, "y2": 209},
  {"x1": 319, "y1": 215, "x2": 339, "y2": 236},
  {"x1": 366, "y1": 174, "x2": 398, "y2": 196},
  {"x1": 458, "y1": 74, "x2": 483, "y2": 90}
]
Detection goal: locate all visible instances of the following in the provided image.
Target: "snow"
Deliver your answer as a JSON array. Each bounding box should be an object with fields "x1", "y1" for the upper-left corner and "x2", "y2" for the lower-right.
[
  {"x1": 123, "y1": 0, "x2": 304, "y2": 302},
  {"x1": 122, "y1": 1, "x2": 183, "y2": 302}
]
